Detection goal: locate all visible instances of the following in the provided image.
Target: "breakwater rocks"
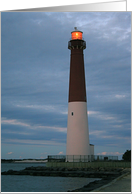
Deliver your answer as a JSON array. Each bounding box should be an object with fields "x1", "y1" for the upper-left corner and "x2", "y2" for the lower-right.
[
  {"x1": 1, "y1": 166, "x2": 123, "y2": 178},
  {"x1": 68, "y1": 178, "x2": 114, "y2": 192}
]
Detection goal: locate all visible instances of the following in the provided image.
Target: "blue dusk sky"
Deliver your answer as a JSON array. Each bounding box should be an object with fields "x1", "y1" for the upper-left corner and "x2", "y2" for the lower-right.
[{"x1": 1, "y1": 12, "x2": 131, "y2": 160}]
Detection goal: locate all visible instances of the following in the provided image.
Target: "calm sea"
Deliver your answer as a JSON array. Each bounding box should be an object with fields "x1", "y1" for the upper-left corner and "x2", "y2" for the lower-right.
[{"x1": 1, "y1": 163, "x2": 101, "y2": 192}]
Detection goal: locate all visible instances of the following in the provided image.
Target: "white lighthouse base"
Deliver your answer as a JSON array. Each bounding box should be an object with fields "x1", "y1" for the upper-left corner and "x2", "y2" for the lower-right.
[{"x1": 66, "y1": 101, "x2": 90, "y2": 159}]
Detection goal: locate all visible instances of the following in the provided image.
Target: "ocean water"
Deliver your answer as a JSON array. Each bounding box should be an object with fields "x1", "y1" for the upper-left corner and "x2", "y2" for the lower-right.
[{"x1": 1, "y1": 163, "x2": 101, "y2": 192}]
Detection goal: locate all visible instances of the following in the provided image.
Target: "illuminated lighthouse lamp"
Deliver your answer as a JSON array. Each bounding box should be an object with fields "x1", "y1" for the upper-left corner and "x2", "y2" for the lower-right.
[{"x1": 71, "y1": 27, "x2": 83, "y2": 40}]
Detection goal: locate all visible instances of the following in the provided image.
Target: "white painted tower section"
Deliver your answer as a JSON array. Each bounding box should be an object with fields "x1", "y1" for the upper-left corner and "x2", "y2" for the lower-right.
[{"x1": 66, "y1": 102, "x2": 90, "y2": 155}]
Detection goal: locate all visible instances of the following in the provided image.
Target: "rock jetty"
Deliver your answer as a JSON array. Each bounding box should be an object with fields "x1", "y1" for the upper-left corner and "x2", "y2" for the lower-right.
[{"x1": 1, "y1": 166, "x2": 124, "y2": 177}]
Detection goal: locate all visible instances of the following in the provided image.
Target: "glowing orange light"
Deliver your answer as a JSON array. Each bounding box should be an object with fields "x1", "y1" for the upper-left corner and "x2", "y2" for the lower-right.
[{"x1": 71, "y1": 31, "x2": 82, "y2": 40}]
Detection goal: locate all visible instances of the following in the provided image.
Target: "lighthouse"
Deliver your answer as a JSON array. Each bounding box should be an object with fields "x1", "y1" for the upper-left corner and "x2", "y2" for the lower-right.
[{"x1": 66, "y1": 28, "x2": 93, "y2": 160}]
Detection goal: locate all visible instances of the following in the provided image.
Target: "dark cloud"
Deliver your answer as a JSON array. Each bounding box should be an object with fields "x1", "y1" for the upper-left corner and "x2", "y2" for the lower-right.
[{"x1": 1, "y1": 12, "x2": 131, "y2": 159}]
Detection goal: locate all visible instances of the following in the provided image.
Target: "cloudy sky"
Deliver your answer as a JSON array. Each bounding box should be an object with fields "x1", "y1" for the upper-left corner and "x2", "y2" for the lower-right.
[{"x1": 1, "y1": 12, "x2": 131, "y2": 160}]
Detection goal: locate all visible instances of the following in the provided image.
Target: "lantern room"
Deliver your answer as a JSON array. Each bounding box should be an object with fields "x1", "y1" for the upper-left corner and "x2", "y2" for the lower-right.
[{"x1": 71, "y1": 27, "x2": 83, "y2": 40}]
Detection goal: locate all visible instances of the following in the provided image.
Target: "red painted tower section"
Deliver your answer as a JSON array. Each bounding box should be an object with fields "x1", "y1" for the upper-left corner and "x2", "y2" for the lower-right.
[{"x1": 68, "y1": 39, "x2": 86, "y2": 102}]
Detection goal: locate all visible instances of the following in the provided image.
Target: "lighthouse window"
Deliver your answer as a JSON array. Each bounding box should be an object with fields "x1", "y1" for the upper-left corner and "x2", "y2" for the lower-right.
[{"x1": 71, "y1": 112, "x2": 74, "y2": 116}]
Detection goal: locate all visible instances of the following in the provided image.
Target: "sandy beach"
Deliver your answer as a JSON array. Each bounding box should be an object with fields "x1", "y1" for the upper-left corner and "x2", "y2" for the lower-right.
[{"x1": 15, "y1": 160, "x2": 47, "y2": 163}]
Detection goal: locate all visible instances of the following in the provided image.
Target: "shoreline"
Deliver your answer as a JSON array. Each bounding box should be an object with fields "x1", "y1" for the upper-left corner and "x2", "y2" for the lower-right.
[
  {"x1": 2, "y1": 166, "x2": 129, "y2": 192},
  {"x1": 91, "y1": 171, "x2": 131, "y2": 192},
  {"x1": 1, "y1": 164, "x2": 131, "y2": 192},
  {"x1": 14, "y1": 160, "x2": 47, "y2": 163},
  {"x1": 69, "y1": 169, "x2": 131, "y2": 192},
  {"x1": 1, "y1": 159, "x2": 47, "y2": 163}
]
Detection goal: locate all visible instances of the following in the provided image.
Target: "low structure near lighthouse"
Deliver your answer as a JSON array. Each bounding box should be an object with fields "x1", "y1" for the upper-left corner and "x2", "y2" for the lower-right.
[{"x1": 66, "y1": 27, "x2": 94, "y2": 161}]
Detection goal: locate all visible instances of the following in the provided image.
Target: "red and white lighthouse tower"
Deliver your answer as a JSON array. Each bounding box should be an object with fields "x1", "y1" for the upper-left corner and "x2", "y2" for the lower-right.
[{"x1": 66, "y1": 27, "x2": 92, "y2": 157}]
